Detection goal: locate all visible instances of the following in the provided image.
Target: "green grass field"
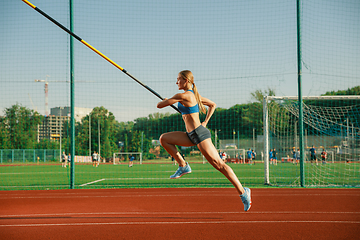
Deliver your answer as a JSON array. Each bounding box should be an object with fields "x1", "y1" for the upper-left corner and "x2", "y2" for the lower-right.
[
  {"x1": 269, "y1": 161, "x2": 360, "y2": 187},
  {"x1": 0, "y1": 161, "x2": 359, "y2": 190}
]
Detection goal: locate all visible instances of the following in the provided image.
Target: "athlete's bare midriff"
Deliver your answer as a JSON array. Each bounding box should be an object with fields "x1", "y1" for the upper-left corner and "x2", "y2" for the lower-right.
[{"x1": 182, "y1": 113, "x2": 201, "y2": 133}]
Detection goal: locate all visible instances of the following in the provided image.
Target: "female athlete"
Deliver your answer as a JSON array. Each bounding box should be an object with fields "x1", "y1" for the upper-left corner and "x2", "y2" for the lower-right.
[{"x1": 157, "y1": 70, "x2": 251, "y2": 211}]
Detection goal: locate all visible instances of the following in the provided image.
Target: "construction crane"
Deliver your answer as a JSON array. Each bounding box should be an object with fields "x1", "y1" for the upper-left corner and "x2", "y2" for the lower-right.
[
  {"x1": 35, "y1": 75, "x2": 93, "y2": 116},
  {"x1": 34, "y1": 75, "x2": 56, "y2": 116}
]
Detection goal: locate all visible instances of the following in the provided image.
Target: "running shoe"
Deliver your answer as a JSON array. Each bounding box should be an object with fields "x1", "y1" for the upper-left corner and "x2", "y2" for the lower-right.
[
  {"x1": 240, "y1": 187, "x2": 252, "y2": 211},
  {"x1": 170, "y1": 162, "x2": 192, "y2": 179}
]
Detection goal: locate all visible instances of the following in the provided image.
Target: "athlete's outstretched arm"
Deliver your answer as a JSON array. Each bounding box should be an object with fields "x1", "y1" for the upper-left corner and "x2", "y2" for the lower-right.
[{"x1": 157, "y1": 93, "x2": 183, "y2": 109}]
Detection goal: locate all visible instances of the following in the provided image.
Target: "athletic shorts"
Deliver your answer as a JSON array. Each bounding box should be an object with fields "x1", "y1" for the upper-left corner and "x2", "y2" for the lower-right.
[{"x1": 186, "y1": 125, "x2": 211, "y2": 145}]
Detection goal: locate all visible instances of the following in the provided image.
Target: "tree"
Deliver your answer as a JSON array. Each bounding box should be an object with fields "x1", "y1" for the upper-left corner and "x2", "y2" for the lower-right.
[
  {"x1": 65, "y1": 106, "x2": 119, "y2": 158},
  {"x1": 0, "y1": 116, "x2": 10, "y2": 149},
  {"x1": 4, "y1": 104, "x2": 42, "y2": 149},
  {"x1": 35, "y1": 139, "x2": 59, "y2": 149},
  {"x1": 251, "y1": 88, "x2": 276, "y2": 103},
  {"x1": 322, "y1": 85, "x2": 360, "y2": 96}
]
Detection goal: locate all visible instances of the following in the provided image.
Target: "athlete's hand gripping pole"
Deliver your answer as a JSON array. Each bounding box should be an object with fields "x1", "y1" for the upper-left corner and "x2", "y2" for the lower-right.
[{"x1": 22, "y1": 0, "x2": 181, "y2": 114}]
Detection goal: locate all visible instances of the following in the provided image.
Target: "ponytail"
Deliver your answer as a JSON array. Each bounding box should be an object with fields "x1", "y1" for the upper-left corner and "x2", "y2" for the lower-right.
[{"x1": 192, "y1": 83, "x2": 206, "y2": 114}]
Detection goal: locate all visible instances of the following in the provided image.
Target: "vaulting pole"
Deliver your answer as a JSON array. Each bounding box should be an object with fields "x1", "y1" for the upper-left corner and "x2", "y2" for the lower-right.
[{"x1": 22, "y1": 0, "x2": 180, "y2": 114}]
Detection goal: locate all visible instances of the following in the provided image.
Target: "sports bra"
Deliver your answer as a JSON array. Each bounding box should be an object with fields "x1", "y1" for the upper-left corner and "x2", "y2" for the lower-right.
[{"x1": 178, "y1": 90, "x2": 199, "y2": 115}]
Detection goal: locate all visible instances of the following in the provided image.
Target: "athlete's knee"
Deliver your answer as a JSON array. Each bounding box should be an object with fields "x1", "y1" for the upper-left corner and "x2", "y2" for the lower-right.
[
  {"x1": 159, "y1": 133, "x2": 171, "y2": 147},
  {"x1": 159, "y1": 134, "x2": 166, "y2": 146}
]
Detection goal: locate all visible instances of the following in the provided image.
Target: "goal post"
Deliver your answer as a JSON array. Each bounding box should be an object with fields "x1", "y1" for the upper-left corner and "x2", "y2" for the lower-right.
[
  {"x1": 263, "y1": 95, "x2": 360, "y2": 187},
  {"x1": 113, "y1": 152, "x2": 143, "y2": 165}
]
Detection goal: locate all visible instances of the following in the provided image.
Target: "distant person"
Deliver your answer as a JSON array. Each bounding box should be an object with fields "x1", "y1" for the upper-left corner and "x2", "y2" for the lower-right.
[
  {"x1": 92, "y1": 151, "x2": 96, "y2": 167},
  {"x1": 310, "y1": 145, "x2": 317, "y2": 165},
  {"x1": 236, "y1": 153, "x2": 243, "y2": 164},
  {"x1": 222, "y1": 152, "x2": 227, "y2": 162},
  {"x1": 296, "y1": 148, "x2": 300, "y2": 164},
  {"x1": 247, "y1": 148, "x2": 252, "y2": 164},
  {"x1": 62, "y1": 151, "x2": 67, "y2": 168},
  {"x1": 269, "y1": 149, "x2": 273, "y2": 165},
  {"x1": 251, "y1": 149, "x2": 256, "y2": 164},
  {"x1": 321, "y1": 149, "x2": 327, "y2": 164},
  {"x1": 129, "y1": 155, "x2": 134, "y2": 167},
  {"x1": 67, "y1": 154, "x2": 71, "y2": 167},
  {"x1": 272, "y1": 148, "x2": 277, "y2": 165},
  {"x1": 292, "y1": 148, "x2": 297, "y2": 165},
  {"x1": 92, "y1": 151, "x2": 99, "y2": 167}
]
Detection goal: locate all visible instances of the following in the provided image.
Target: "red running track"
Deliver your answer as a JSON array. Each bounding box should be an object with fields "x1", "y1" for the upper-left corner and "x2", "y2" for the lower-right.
[{"x1": 0, "y1": 188, "x2": 359, "y2": 239}]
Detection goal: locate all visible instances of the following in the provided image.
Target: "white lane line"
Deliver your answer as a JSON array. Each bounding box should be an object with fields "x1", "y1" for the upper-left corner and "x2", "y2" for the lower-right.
[
  {"x1": 0, "y1": 220, "x2": 359, "y2": 227},
  {"x1": 0, "y1": 194, "x2": 239, "y2": 199},
  {"x1": 79, "y1": 179, "x2": 105, "y2": 187},
  {"x1": 1, "y1": 211, "x2": 359, "y2": 218},
  {"x1": 2, "y1": 192, "x2": 359, "y2": 200}
]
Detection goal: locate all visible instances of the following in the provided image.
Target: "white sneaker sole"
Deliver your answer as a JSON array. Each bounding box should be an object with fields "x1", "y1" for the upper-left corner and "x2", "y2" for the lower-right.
[{"x1": 169, "y1": 171, "x2": 191, "y2": 179}]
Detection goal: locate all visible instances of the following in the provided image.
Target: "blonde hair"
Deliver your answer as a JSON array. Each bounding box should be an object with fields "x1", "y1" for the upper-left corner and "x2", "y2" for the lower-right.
[{"x1": 179, "y1": 70, "x2": 206, "y2": 114}]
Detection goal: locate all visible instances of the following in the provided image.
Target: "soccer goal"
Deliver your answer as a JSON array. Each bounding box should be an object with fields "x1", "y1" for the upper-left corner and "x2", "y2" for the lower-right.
[
  {"x1": 113, "y1": 152, "x2": 143, "y2": 165},
  {"x1": 263, "y1": 95, "x2": 360, "y2": 187}
]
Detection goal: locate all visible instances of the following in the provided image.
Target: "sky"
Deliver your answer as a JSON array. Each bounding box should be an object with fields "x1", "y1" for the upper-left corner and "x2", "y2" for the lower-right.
[{"x1": 1, "y1": 0, "x2": 359, "y2": 122}]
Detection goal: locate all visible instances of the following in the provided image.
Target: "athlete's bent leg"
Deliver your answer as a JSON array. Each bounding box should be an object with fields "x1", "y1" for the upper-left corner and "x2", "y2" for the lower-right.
[{"x1": 159, "y1": 131, "x2": 195, "y2": 167}]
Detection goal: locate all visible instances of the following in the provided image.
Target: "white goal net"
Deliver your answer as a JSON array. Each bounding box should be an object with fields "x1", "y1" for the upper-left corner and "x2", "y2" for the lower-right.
[{"x1": 263, "y1": 95, "x2": 360, "y2": 186}]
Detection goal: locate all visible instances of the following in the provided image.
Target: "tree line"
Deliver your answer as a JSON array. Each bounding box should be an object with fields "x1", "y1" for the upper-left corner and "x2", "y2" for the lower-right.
[
  {"x1": 0, "y1": 102, "x2": 263, "y2": 159},
  {"x1": 1, "y1": 86, "x2": 358, "y2": 158}
]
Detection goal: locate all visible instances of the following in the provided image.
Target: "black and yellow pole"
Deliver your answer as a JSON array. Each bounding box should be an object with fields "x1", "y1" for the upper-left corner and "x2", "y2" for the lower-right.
[{"x1": 22, "y1": 0, "x2": 180, "y2": 114}]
